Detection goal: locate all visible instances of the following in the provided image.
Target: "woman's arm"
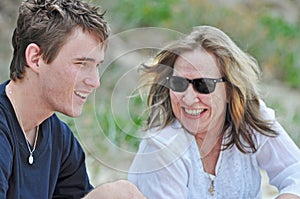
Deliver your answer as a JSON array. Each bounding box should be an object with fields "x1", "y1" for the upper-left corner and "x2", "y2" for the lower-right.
[
  {"x1": 256, "y1": 101, "x2": 300, "y2": 196},
  {"x1": 128, "y1": 130, "x2": 192, "y2": 199},
  {"x1": 128, "y1": 159, "x2": 189, "y2": 199},
  {"x1": 256, "y1": 118, "x2": 300, "y2": 196}
]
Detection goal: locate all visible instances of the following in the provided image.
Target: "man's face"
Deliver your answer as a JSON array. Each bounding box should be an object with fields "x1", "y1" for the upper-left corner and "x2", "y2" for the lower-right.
[{"x1": 38, "y1": 27, "x2": 105, "y2": 117}]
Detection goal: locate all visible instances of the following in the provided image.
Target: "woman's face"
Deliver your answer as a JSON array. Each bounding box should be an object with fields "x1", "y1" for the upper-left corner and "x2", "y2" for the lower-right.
[{"x1": 170, "y1": 48, "x2": 227, "y2": 137}]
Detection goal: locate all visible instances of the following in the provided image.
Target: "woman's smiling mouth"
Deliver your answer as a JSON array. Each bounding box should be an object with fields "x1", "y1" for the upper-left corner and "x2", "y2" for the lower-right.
[{"x1": 184, "y1": 108, "x2": 206, "y2": 116}]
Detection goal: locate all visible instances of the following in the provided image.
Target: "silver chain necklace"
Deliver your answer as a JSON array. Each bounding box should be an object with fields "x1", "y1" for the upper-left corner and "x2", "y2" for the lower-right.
[
  {"x1": 201, "y1": 152, "x2": 223, "y2": 196},
  {"x1": 200, "y1": 139, "x2": 224, "y2": 196},
  {"x1": 25, "y1": 126, "x2": 39, "y2": 165},
  {"x1": 6, "y1": 85, "x2": 39, "y2": 165}
]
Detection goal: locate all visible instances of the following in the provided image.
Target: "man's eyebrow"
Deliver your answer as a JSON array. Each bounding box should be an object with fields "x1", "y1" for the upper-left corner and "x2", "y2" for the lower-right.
[
  {"x1": 74, "y1": 57, "x2": 104, "y2": 64},
  {"x1": 74, "y1": 57, "x2": 96, "y2": 62}
]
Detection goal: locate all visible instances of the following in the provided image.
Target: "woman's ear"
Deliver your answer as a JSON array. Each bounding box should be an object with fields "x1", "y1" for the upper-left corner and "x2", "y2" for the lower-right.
[{"x1": 25, "y1": 43, "x2": 41, "y2": 73}]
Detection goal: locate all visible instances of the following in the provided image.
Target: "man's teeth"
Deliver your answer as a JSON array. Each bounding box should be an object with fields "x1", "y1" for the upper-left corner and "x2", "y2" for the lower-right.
[
  {"x1": 75, "y1": 91, "x2": 88, "y2": 99},
  {"x1": 184, "y1": 108, "x2": 205, "y2": 116}
]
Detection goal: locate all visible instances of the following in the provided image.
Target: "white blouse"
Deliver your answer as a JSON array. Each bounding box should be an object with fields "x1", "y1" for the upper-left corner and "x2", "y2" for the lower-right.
[{"x1": 128, "y1": 101, "x2": 300, "y2": 199}]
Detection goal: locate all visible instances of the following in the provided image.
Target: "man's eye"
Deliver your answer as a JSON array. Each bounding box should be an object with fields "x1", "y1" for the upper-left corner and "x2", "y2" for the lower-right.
[{"x1": 76, "y1": 62, "x2": 87, "y2": 67}]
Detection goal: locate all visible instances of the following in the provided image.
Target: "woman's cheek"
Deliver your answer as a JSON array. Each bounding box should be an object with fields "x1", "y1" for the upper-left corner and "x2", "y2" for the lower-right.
[{"x1": 170, "y1": 91, "x2": 183, "y2": 119}]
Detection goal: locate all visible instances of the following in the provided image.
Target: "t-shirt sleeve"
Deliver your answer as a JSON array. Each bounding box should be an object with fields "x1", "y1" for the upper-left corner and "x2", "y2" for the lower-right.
[
  {"x1": 0, "y1": 125, "x2": 13, "y2": 199},
  {"x1": 52, "y1": 123, "x2": 93, "y2": 199}
]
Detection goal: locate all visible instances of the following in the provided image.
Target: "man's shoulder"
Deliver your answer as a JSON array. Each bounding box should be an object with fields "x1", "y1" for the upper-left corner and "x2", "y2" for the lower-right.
[
  {"x1": 43, "y1": 114, "x2": 78, "y2": 146},
  {"x1": 0, "y1": 80, "x2": 12, "y2": 112},
  {"x1": 47, "y1": 114, "x2": 71, "y2": 131}
]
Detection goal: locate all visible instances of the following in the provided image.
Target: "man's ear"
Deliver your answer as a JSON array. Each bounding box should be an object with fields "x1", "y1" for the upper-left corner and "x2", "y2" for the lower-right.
[{"x1": 25, "y1": 43, "x2": 41, "y2": 73}]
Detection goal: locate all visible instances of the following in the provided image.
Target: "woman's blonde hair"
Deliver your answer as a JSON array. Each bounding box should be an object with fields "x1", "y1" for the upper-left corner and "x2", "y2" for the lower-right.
[{"x1": 140, "y1": 25, "x2": 277, "y2": 153}]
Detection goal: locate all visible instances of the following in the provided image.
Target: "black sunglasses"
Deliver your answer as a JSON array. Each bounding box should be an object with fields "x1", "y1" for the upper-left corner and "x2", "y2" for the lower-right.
[{"x1": 166, "y1": 76, "x2": 226, "y2": 94}]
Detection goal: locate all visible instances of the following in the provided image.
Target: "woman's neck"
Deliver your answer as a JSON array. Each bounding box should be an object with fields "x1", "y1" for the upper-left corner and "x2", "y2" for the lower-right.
[{"x1": 195, "y1": 133, "x2": 223, "y2": 175}]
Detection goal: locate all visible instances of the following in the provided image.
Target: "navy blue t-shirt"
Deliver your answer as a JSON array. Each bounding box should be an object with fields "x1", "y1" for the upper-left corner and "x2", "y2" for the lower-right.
[{"x1": 0, "y1": 81, "x2": 93, "y2": 199}]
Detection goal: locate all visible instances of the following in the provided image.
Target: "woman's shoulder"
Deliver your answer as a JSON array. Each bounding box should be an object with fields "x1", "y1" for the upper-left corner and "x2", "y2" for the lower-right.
[
  {"x1": 142, "y1": 120, "x2": 193, "y2": 149},
  {"x1": 130, "y1": 120, "x2": 194, "y2": 173},
  {"x1": 146, "y1": 120, "x2": 182, "y2": 141},
  {"x1": 258, "y1": 99, "x2": 276, "y2": 121},
  {"x1": 255, "y1": 99, "x2": 294, "y2": 148}
]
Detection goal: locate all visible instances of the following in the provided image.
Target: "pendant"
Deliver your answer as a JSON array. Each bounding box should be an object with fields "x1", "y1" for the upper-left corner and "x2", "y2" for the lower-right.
[
  {"x1": 208, "y1": 180, "x2": 215, "y2": 196},
  {"x1": 28, "y1": 154, "x2": 34, "y2": 165}
]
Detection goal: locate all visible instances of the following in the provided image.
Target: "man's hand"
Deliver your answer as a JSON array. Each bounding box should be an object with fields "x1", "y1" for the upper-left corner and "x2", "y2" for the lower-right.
[
  {"x1": 83, "y1": 180, "x2": 146, "y2": 199},
  {"x1": 277, "y1": 193, "x2": 300, "y2": 199}
]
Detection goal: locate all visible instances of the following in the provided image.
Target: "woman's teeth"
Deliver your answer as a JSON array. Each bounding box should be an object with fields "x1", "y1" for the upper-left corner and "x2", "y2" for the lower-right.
[{"x1": 184, "y1": 108, "x2": 205, "y2": 116}]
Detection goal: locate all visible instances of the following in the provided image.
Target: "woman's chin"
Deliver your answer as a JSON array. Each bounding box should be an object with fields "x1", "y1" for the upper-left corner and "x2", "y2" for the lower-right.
[{"x1": 183, "y1": 125, "x2": 205, "y2": 136}]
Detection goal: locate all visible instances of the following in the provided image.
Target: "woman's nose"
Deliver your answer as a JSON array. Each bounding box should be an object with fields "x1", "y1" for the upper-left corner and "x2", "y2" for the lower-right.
[{"x1": 182, "y1": 84, "x2": 200, "y2": 105}]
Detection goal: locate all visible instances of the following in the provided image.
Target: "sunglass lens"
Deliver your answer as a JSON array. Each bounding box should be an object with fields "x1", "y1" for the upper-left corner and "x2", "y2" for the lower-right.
[
  {"x1": 168, "y1": 76, "x2": 188, "y2": 92},
  {"x1": 194, "y1": 79, "x2": 215, "y2": 94}
]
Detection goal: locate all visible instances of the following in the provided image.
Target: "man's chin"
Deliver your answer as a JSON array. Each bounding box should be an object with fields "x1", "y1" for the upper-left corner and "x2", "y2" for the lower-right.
[{"x1": 63, "y1": 109, "x2": 83, "y2": 118}]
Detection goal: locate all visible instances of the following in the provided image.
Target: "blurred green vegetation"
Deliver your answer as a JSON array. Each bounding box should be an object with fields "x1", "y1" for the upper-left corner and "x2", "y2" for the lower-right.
[
  {"x1": 93, "y1": 0, "x2": 300, "y2": 146},
  {"x1": 102, "y1": 0, "x2": 300, "y2": 89}
]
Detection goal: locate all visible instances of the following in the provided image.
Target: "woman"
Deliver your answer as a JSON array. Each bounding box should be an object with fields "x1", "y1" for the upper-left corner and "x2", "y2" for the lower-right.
[{"x1": 128, "y1": 26, "x2": 300, "y2": 198}]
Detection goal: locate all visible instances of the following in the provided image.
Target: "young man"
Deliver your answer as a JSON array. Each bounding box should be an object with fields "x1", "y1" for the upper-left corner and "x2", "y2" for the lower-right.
[{"x1": 0, "y1": 0, "x2": 145, "y2": 198}]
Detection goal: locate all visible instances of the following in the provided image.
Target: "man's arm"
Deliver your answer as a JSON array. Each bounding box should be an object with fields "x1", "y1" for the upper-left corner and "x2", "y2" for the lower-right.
[
  {"x1": 277, "y1": 193, "x2": 300, "y2": 199},
  {"x1": 83, "y1": 180, "x2": 146, "y2": 199}
]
